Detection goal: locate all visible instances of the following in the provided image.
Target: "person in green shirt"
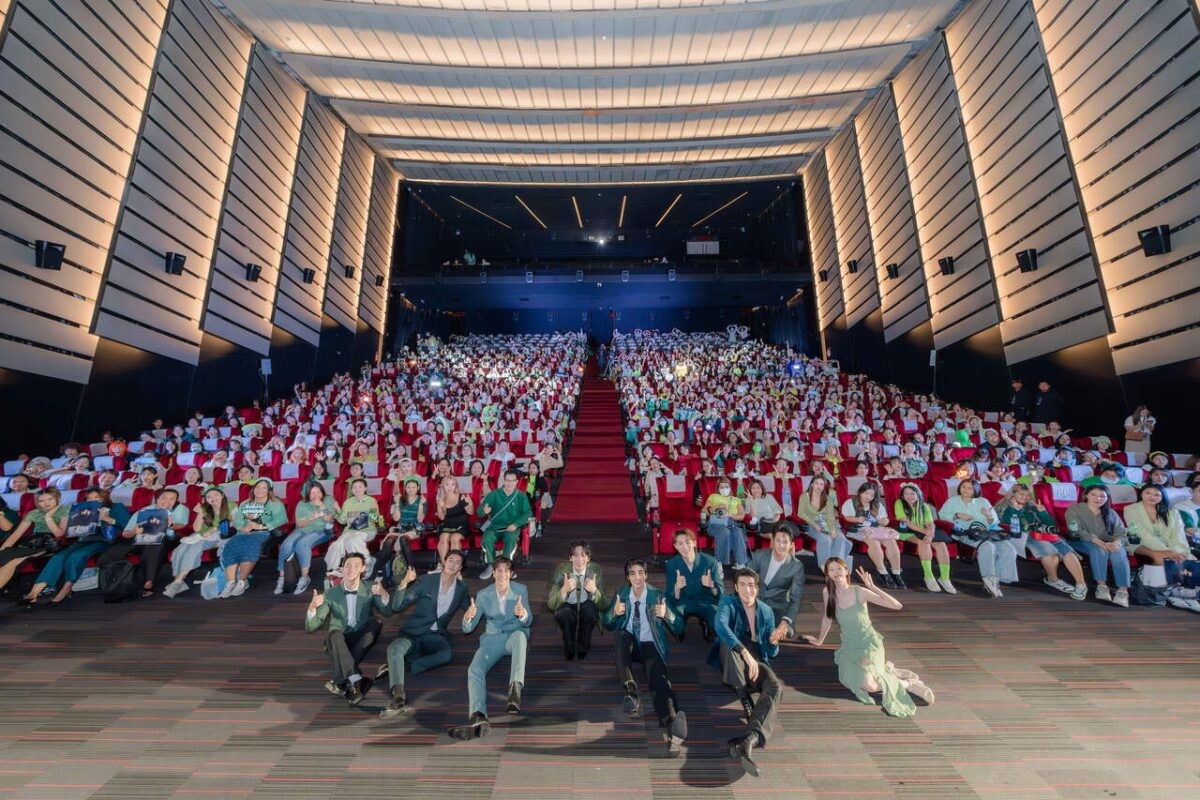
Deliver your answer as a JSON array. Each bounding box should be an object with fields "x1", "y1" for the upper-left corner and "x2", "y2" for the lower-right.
[
  {"x1": 893, "y1": 482, "x2": 955, "y2": 594},
  {"x1": 325, "y1": 478, "x2": 384, "y2": 575},
  {"x1": 276, "y1": 482, "x2": 339, "y2": 596},
  {"x1": 702, "y1": 476, "x2": 749, "y2": 569},
  {"x1": 995, "y1": 484, "x2": 1087, "y2": 600},
  {"x1": 477, "y1": 469, "x2": 532, "y2": 580},
  {"x1": 219, "y1": 479, "x2": 287, "y2": 598},
  {"x1": 21, "y1": 486, "x2": 130, "y2": 606},
  {"x1": 0, "y1": 488, "x2": 67, "y2": 594}
]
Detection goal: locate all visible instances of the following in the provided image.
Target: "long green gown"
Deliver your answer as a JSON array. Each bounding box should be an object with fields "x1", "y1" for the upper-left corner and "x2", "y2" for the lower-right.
[{"x1": 833, "y1": 592, "x2": 918, "y2": 717}]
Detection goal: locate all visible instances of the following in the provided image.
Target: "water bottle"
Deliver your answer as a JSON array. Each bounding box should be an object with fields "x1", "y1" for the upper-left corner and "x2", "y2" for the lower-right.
[
  {"x1": 1010, "y1": 513, "x2": 1020, "y2": 533},
  {"x1": 1126, "y1": 524, "x2": 1140, "y2": 546}
]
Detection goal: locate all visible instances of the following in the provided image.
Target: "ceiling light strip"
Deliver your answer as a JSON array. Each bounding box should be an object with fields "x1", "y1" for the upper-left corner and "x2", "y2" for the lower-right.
[
  {"x1": 655, "y1": 193, "x2": 683, "y2": 228},
  {"x1": 449, "y1": 194, "x2": 512, "y2": 229},
  {"x1": 571, "y1": 195, "x2": 583, "y2": 229},
  {"x1": 514, "y1": 195, "x2": 547, "y2": 229},
  {"x1": 618, "y1": 194, "x2": 627, "y2": 228},
  {"x1": 692, "y1": 191, "x2": 748, "y2": 227}
]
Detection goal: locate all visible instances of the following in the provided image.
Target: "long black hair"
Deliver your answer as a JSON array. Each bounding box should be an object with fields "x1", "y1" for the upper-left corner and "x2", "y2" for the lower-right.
[
  {"x1": 1081, "y1": 484, "x2": 1118, "y2": 535},
  {"x1": 1136, "y1": 483, "x2": 1170, "y2": 523},
  {"x1": 822, "y1": 557, "x2": 848, "y2": 620}
]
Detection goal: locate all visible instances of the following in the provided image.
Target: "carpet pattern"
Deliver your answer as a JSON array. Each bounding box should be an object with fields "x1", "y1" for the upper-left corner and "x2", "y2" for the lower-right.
[{"x1": 0, "y1": 522, "x2": 1198, "y2": 799}]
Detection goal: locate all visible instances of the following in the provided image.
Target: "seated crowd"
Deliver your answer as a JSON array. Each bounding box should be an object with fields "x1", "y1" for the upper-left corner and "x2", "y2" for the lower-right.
[
  {"x1": 619, "y1": 331, "x2": 1200, "y2": 612},
  {"x1": 0, "y1": 334, "x2": 585, "y2": 605}
]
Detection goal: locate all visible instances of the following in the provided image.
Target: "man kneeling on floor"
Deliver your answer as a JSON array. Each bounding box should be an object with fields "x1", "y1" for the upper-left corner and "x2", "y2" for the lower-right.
[
  {"x1": 378, "y1": 551, "x2": 472, "y2": 718},
  {"x1": 448, "y1": 556, "x2": 532, "y2": 740},
  {"x1": 305, "y1": 553, "x2": 388, "y2": 705}
]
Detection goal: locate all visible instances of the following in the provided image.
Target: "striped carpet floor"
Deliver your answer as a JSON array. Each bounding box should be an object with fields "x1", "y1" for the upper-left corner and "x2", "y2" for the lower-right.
[{"x1": 0, "y1": 522, "x2": 1197, "y2": 799}]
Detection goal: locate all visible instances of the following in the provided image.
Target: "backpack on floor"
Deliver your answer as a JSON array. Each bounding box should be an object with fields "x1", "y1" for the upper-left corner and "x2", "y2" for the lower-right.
[{"x1": 99, "y1": 560, "x2": 138, "y2": 604}]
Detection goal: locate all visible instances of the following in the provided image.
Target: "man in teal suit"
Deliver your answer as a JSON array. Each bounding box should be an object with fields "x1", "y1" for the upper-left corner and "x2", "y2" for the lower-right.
[
  {"x1": 447, "y1": 556, "x2": 532, "y2": 741},
  {"x1": 378, "y1": 550, "x2": 472, "y2": 719},
  {"x1": 304, "y1": 553, "x2": 390, "y2": 705},
  {"x1": 602, "y1": 558, "x2": 689, "y2": 756},
  {"x1": 664, "y1": 528, "x2": 724, "y2": 641}
]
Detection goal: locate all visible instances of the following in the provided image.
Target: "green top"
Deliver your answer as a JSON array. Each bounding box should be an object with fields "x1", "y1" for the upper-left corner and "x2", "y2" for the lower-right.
[
  {"x1": 797, "y1": 490, "x2": 840, "y2": 533},
  {"x1": 546, "y1": 561, "x2": 612, "y2": 613},
  {"x1": 993, "y1": 499, "x2": 1054, "y2": 532},
  {"x1": 294, "y1": 498, "x2": 339, "y2": 535},
  {"x1": 339, "y1": 495, "x2": 383, "y2": 534},
  {"x1": 232, "y1": 498, "x2": 287, "y2": 532},
  {"x1": 25, "y1": 505, "x2": 68, "y2": 534},
  {"x1": 480, "y1": 487, "x2": 532, "y2": 531},
  {"x1": 1122, "y1": 504, "x2": 1188, "y2": 554},
  {"x1": 893, "y1": 500, "x2": 935, "y2": 529}
]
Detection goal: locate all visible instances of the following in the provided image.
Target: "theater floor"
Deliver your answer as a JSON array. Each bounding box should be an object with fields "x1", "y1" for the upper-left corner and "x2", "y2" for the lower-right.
[{"x1": 0, "y1": 522, "x2": 1196, "y2": 799}]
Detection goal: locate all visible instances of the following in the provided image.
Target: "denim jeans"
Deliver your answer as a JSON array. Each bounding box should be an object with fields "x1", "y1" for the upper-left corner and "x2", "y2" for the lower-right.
[
  {"x1": 1070, "y1": 540, "x2": 1131, "y2": 588},
  {"x1": 707, "y1": 517, "x2": 749, "y2": 566},
  {"x1": 810, "y1": 529, "x2": 852, "y2": 570},
  {"x1": 277, "y1": 529, "x2": 331, "y2": 572}
]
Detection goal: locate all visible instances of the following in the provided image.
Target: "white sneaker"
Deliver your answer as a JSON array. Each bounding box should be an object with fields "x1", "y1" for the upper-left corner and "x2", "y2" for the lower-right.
[
  {"x1": 1043, "y1": 578, "x2": 1073, "y2": 594},
  {"x1": 982, "y1": 576, "x2": 1002, "y2": 598},
  {"x1": 1070, "y1": 583, "x2": 1088, "y2": 601},
  {"x1": 219, "y1": 580, "x2": 237, "y2": 599},
  {"x1": 907, "y1": 680, "x2": 935, "y2": 705},
  {"x1": 293, "y1": 576, "x2": 311, "y2": 595},
  {"x1": 163, "y1": 580, "x2": 183, "y2": 598},
  {"x1": 1112, "y1": 588, "x2": 1129, "y2": 608},
  {"x1": 231, "y1": 579, "x2": 248, "y2": 597},
  {"x1": 173, "y1": 580, "x2": 190, "y2": 596},
  {"x1": 274, "y1": 577, "x2": 286, "y2": 595},
  {"x1": 479, "y1": 564, "x2": 494, "y2": 580},
  {"x1": 1167, "y1": 596, "x2": 1200, "y2": 612},
  {"x1": 1094, "y1": 585, "x2": 1111, "y2": 602},
  {"x1": 937, "y1": 577, "x2": 957, "y2": 595},
  {"x1": 923, "y1": 576, "x2": 941, "y2": 592}
]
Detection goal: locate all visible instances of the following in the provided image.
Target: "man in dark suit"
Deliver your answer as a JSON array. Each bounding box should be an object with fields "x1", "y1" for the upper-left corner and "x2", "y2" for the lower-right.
[
  {"x1": 748, "y1": 528, "x2": 805, "y2": 639},
  {"x1": 304, "y1": 553, "x2": 390, "y2": 705},
  {"x1": 710, "y1": 568, "x2": 784, "y2": 778},
  {"x1": 378, "y1": 550, "x2": 471, "y2": 718},
  {"x1": 1033, "y1": 380, "x2": 1065, "y2": 425},
  {"x1": 546, "y1": 539, "x2": 611, "y2": 660},
  {"x1": 1008, "y1": 379, "x2": 1032, "y2": 421},
  {"x1": 664, "y1": 527, "x2": 723, "y2": 641},
  {"x1": 601, "y1": 558, "x2": 688, "y2": 756}
]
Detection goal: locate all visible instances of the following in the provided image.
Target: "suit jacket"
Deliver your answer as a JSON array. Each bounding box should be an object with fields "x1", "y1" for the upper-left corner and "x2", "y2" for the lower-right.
[
  {"x1": 664, "y1": 552, "x2": 723, "y2": 608},
  {"x1": 304, "y1": 580, "x2": 389, "y2": 635},
  {"x1": 601, "y1": 584, "x2": 683, "y2": 661},
  {"x1": 546, "y1": 561, "x2": 612, "y2": 613},
  {"x1": 387, "y1": 573, "x2": 471, "y2": 636},
  {"x1": 707, "y1": 593, "x2": 780, "y2": 668},
  {"x1": 463, "y1": 581, "x2": 533, "y2": 638},
  {"x1": 749, "y1": 549, "x2": 805, "y2": 629}
]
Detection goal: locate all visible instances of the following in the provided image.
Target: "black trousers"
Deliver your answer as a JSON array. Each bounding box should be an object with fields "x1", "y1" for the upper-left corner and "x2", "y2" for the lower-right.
[
  {"x1": 554, "y1": 600, "x2": 598, "y2": 655},
  {"x1": 719, "y1": 643, "x2": 781, "y2": 746},
  {"x1": 96, "y1": 541, "x2": 167, "y2": 586},
  {"x1": 373, "y1": 536, "x2": 413, "y2": 586},
  {"x1": 614, "y1": 631, "x2": 679, "y2": 726},
  {"x1": 324, "y1": 619, "x2": 383, "y2": 685}
]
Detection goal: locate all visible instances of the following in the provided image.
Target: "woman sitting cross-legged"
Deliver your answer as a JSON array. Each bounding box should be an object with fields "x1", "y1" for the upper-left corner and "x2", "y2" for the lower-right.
[
  {"x1": 433, "y1": 475, "x2": 472, "y2": 573},
  {"x1": 801, "y1": 558, "x2": 933, "y2": 717},
  {"x1": 219, "y1": 479, "x2": 287, "y2": 598},
  {"x1": 324, "y1": 477, "x2": 383, "y2": 578},
  {"x1": 96, "y1": 488, "x2": 190, "y2": 598},
  {"x1": 0, "y1": 489, "x2": 68, "y2": 593},
  {"x1": 939, "y1": 479, "x2": 1015, "y2": 598},
  {"x1": 275, "y1": 482, "x2": 339, "y2": 596},
  {"x1": 995, "y1": 483, "x2": 1087, "y2": 600},
  {"x1": 893, "y1": 482, "x2": 955, "y2": 594},
  {"x1": 841, "y1": 482, "x2": 904, "y2": 589},
  {"x1": 164, "y1": 487, "x2": 232, "y2": 597},
  {"x1": 373, "y1": 477, "x2": 425, "y2": 587},
  {"x1": 1063, "y1": 485, "x2": 1130, "y2": 608},
  {"x1": 20, "y1": 487, "x2": 130, "y2": 606}
]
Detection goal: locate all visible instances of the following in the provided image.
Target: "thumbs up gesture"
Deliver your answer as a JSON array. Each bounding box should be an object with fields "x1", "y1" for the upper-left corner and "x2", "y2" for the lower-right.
[
  {"x1": 401, "y1": 566, "x2": 417, "y2": 589},
  {"x1": 464, "y1": 597, "x2": 478, "y2": 624},
  {"x1": 308, "y1": 589, "x2": 325, "y2": 613},
  {"x1": 612, "y1": 594, "x2": 627, "y2": 617},
  {"x1": 513, "y1": 593, "x2": 526, "y2": 619},
  {"x1": 700, "y1": 571, "x2": 715, "y2": 589},
  {"x1": 674, "y1": 571, "x2": 687, "y2": 598},
  {"x1": 654, "y1": 596, "x2": 668, "y2": 619},
  {"x1": 583, "y1": 574, "x2": 598, "y2": 595},
  {"x1": 561, "y1": 572, "x2": 577, "y2": 600}
]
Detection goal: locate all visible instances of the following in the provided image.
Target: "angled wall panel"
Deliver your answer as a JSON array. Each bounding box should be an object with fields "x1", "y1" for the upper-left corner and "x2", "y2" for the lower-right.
[
  {"x1": 274, "y1": 99, "x2": 346, "y2": 346},
  {"x1": 1034, "y1": 0, "x2": 1200, "y2": 374},
  {"x1": 803, "y1": 152, "x2": 843, "y2": 335},
  {"x1": 323, "y1": 132, "x2": 374, "y2": 331},
  {"x1": 947, "y1": 0, "x2": 1109, "y2": 365},
  {"x1": 893, "y1": 38, "x2": 1000, "y2": 348},
  {"x1": 825, "y1": 126, "x2": 881, "y2": 327},
  {"x1": 203, "y1": 46, "x2": 306, "y2": 354},
  {"x1": 0, "y1": 0, "x2": 168, "y2": 381},
  {"x1": 95, "y1": 0, "x2": 252, "y2": 363},
  {"x1": 855, "y1": 88, "x2": 931, "y2": 341},
  {"x1": 359, "y1": 160, "x2": 399, "y2": 334}
]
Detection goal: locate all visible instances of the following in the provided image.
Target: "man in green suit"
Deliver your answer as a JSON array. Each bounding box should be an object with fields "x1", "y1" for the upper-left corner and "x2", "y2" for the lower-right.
[
  {"x1": 546, "y1": 539, "x2": 611, "y2": 660},
  {"x1": 304, "y1": 553, "x2": 390, "y2": 705},
  {"x1": 477, "y1": 470, "x2": 531, "y2": 579},
  {"x1": 602, "y1": 558, "x2": 688, "y2": 756}
]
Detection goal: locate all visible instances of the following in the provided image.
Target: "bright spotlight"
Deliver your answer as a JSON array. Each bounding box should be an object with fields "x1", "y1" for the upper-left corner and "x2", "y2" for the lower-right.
[{"x1": 597, "y1": 238, "x2": 607, "y2": 246}]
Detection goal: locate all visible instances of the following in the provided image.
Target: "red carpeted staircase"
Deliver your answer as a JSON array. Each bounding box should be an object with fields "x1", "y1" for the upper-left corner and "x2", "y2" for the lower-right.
[{"x1": 551, "y1": 364, "x2": 639, "y2": 523}]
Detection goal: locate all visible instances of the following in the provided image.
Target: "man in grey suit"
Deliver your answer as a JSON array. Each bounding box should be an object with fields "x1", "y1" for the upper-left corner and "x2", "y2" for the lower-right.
[
  {"x1": 378, "y1": 550, "x2": 472, "y2": 719},
  {"x1": 749, "y1": 528, "x2": 806, "y2": 639},
  {"x1": 447, "y1": 556, "x2": 532, "y2": 741}
]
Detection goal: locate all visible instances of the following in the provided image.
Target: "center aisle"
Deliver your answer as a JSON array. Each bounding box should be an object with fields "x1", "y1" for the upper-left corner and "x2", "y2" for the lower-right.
[{"x1": 550, "y1": 365, "x2": 639, "y2": 523}]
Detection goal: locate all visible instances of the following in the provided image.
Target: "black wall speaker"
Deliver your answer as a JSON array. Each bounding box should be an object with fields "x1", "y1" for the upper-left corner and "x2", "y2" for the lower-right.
[
  {"x1": 1138, "y1": 224, "x2": 1171, "y2": 256},
  {"x1": 245, "y1": 263, "x2": 262, "y2": 282},
  {"x1": 165, "y1": 252, "x2": 186, "y2": 275},
  {"x1": 885, "y1": 263, "x2": 900, "y2": 279},
  {"x1": 301, "y1": 268, "x2": 316, "y2": 284},
  {"x1": 938, "y1": 256, "x2": 955, "y2": 276},
  {"x1": 1016, "y1": 249, "x2": 1038, "y2": 274},
  {"x1": 34, "y1": 240, "x2": 65, "y2": 270},
  {"x1": 847, "y1": 259, "x2": 859, "y2": 274},
  {"x1": 343, "y1": 264, "x2": 355, "y2": 279},
  {"x1": 374, "y1": 274, "x2": 385, "y2": 287},
  {"x1": 818, "y1": 269, "x2": 828, "y2": 282}
]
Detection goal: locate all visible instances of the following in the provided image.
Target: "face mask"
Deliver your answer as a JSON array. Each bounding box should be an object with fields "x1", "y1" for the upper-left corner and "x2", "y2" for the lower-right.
[
  {"x1": 935, "y1": 421, "x2": 944, "y2": 429},
  {"x1": 1101, "y1": 476, "x2": 1117, "y2": 484},
  {"x1": 719, "y1": 487, "x2": 731, "y2": 497}
]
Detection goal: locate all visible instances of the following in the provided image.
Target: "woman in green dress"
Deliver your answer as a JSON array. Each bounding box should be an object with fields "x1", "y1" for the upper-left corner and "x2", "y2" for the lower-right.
[{"x1": 802, "y1": 558, "x2": 934, "y2": 717}]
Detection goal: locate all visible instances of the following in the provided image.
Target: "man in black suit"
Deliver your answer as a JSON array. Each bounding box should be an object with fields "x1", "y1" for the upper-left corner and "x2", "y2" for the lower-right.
[
  {"x1": 748, "y1": 529, "x2": 805, "y2": 639},
  {"x1": 1033, "y1": 380, "x2": 1064, "y2": 425},
  {"x1": 378, "y1": 550, "x2": 472, "y2": 718},
  {"x1": 1008, "y1": 378, "x2": 1032, "y2": 421}
]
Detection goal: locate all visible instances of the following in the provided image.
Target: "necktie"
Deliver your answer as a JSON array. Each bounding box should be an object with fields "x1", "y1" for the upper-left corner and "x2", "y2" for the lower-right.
[
  {"x1": 632, "y1": 600, "x2": 642, "y2": 640},
  {"x1": 576, "y1": 573, "x2": 585, "y2": 601}
]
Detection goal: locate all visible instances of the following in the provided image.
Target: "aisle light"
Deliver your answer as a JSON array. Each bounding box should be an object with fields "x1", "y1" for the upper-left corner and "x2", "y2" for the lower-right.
[
  {"x1": 618, "y1": 194, "x2": 627, "y2": 227},
  {"x1": 515, "y1": 195, "x2": 547, "y2": 229},
  {"x1": 692, "y1": 191, "x2": 748, "y2": 227},
  {"x1": 571, "y1": 195, "x2": 583, "y2": 229},
  {"x1": 656, "y1": 193, "x2": 682, "y2": 228}
]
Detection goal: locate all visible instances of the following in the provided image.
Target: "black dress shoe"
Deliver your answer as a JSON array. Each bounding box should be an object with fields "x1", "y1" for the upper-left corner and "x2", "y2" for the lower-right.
[
  {"x1": 346, "y1": 676, "x2": 373, "y2": 706},
  {"x1": 324, "y1": 680, "x2": 344, "y2": 697},
  {"x1": 564, "y1": 647, "x2": 575, "y2": 661},
  {"x1": 448, "y1": 712, "x2": 490, "y2": 740},
  {"x1": 576, "y1": 648, "x2": 588, "y2": 660},
  {"x1": 879, "y1": 573, "x2": 896, "y2": 590},
  {"x1": 699, "y1": 619, "x2": 715, "y2": 643},
  {"x1": 506, "y1": 682, "x2": 522, "y2": 714},
  {"x1": 893, "y1": 572, "x2": 907, "y2": 589},
  {"x1": 729, "y1": 735, "x2": 760, "y2": 777}
]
